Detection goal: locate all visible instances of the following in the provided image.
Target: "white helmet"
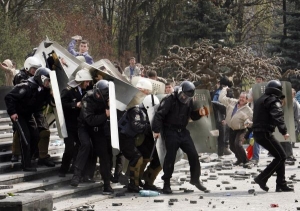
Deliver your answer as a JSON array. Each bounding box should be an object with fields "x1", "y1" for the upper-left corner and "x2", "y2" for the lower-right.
[
  {"x1": 75, "y1": 68, "x2": 92, "y2": 81},
  {"x1": 24, "y1": 56, "x2": 43, "y2": 72},
  {"x1": 136, "y1": 78, "x2": 153, "y2": 92},
  {"x1": 142, "y1": 94, "x2": 159, "y2": 109}
]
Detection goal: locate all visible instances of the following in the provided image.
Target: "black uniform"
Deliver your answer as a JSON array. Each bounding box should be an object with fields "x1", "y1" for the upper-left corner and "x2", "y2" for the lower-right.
[
  {"x1": 252, "y1": 93, "x2": 288, "y2": 191},
  {"x1": 73, "y1": 90, "x2": 111, "y2": 186},
  {"x1": 152, "y1": 93, "x2": 202, "y2": 184},
  {"x1": 13, "y1": 68, "x2": 28, "y2": 85},
  {"x1": 5, "y1": 78, "x2": 53, "y2": 168},
  {"x1": 59, "y1": 85, "x2": 84, "y2": 175},
  {"x1": 118, "y1": 105, "x2": 152, "y2": 191}
]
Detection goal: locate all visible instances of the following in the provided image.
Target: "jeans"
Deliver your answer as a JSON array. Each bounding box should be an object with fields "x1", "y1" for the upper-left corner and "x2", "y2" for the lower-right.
[{"x1": 252, "y1": 141, "x2": 260, "y2": 160}]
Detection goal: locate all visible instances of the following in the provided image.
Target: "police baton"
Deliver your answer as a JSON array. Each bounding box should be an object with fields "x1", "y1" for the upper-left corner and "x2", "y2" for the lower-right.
[
  {"x1": 149, "y1": 137, "x2": 158, "y2": 161},
  {"x1": 14, "y1": 119, "x2": 29, "y2": 146}
]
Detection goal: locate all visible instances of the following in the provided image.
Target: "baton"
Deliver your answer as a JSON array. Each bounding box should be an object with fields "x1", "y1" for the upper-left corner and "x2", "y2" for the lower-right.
[
  {"x1": 14, "y1": 119, "x2": 29, "y2": 146},
  {"x1": 149, "y1": 137, "x2": 158, "y2": 161}
]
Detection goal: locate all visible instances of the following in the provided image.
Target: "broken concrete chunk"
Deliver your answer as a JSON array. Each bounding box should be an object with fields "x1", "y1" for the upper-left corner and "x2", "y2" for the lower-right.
[
  {"x1": 154, "y1": 199, "x2": 164, "y2": 203},
  {"x1": 0, "y1": 185, "x2": 13, "y2": 189},
  {"x1": 248, "y1": 189, "x2": 255, "y2": 194}
]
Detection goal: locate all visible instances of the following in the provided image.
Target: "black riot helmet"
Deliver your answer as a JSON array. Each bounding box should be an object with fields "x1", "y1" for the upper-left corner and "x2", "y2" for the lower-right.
[
  {"x1": 177, "y1": 81, "x2": 195, "y2": 104},
  {"x1": 265, "y1": 80, "x2": 284, "y2": 98},
  {"x1": 34, "y1": 67, "x2": 51, "y2": 88},
  {"x1": 93, "y1": 80, "x2": 109, "y2": 102}
]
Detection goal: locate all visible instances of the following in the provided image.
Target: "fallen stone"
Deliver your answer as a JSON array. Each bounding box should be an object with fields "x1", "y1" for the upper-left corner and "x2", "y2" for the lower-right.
[
  {"x1": 212, "y1": 205, "x2": 216, "y2": 208},
  {"x1": 216, "y1": 184, "x2": 220, "y2": 187},
  {"x1": 221, "y1": 201, "x2": 224, "y2": 204},
  {"x1": 168, "y1": 202, "x2": 174, "y2": 205},
  {"x1": 221, "y1": 181, "x2": 230, "y2": 184},
  {"x1": 0, "y1": 185, "x2": 13, "y2": 190},
  {"x1": 184, "y1": 189, "x2": 194, "y2": 193},
  {"x1": 112, "y1": 203, "x2": 122, "y2": 206},
  {"x1": 199, "y1": 196, "x2": 204, "y2": 199},
  {"x1": 154, "y1": 199, "x2": 164, "y2": 203},
  {"x1": 169, "y1": 198, "x2": 178, "y2": 202},
  {"x1": 248, "y1": 189, "x2": 255, "y2": 194},
  {"x1": 190, "y1": 200, "x2": 197, "y2": 204}
]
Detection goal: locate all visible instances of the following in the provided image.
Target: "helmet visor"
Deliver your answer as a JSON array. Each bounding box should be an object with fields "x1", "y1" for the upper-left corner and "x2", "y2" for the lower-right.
[
  {"x1": 41, "y1": 75, "x2": 50, "y2": 88},
  {"x1": 178, "y1": 91, "x2": 192, "y2": 104}
]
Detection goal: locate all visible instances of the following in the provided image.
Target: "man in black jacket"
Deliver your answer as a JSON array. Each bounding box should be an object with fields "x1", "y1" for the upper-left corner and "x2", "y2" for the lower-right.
[
  {"x1": 152, "y1": 81, "x2": 207, "y2": 194},
  {"x1": 11, "y1": 56, "x2": 43, "y2": 162},
  {"x1": 5, "y1": 67, "x2": 53, "y2": 171},
  {"x1": 70, "y1": 80, "x2": 113, "y2": 194},
  {"x1": 253, "y1": 80, "x2": 294, "y2": 192},
  {"x1": 59, "y1": 69, "x2": 92, "y2": 177}
]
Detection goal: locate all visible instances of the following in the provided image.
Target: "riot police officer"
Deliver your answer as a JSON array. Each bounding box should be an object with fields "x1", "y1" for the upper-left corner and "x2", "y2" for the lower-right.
[
  {"x1": 118, "y1": 95, "x2": 153, "y2": 192},
  {"x1": 11, "y1": 56, "x2": 44, "y2": 162},
  {"x1": 59, "y1": 69, "x2": 92, "y2": 177},
  {"x1": 152, "y1": 81, "x2": 207, "y2": 194},
  {"x1": 13, "y1": 56, "x2": 43, "y2": 85},
  {"x1": 252, "y1": 80, "x2": 294, "y2": 192},
  {"x1": 5, "y1": 67, "x2": 53, "y2": 171},
  {"x1": 70, "y1": 80, "x2": 113, "y2": 194}
]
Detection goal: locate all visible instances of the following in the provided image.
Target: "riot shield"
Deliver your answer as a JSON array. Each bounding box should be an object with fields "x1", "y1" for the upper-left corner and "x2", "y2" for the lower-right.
[
  {"x1": 187, "y1": 89, "x2": 218, "y2": 153},
  {"x1": 50, "y1": 71, "x2": 68, "y2": 138},
  {"x1": 145, "y1": 95, "x2": 183, "y2": 167},
  {"x1": 34, "y1": 39, "x2": 140, "y2": 111},
  {"x1": 109, "y1": 81, "x2": 120, "y2": 155},
  {"x1": 131, "y1": 76, "x2": 165, "y2": 94},
  {"x1": 252, "y1": 81, "x2": 295, "y2": 142},
  {"x1": 92, "y1": 59, "x2": 129, "y2": 83}
]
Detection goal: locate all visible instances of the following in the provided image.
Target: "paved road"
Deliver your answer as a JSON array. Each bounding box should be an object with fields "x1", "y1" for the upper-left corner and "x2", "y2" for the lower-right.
[{"x1": 65, "y1": 144, "x2": 300, "y2": 211}]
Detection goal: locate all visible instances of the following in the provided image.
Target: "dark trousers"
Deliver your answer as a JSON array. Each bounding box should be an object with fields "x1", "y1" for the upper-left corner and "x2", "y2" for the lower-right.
[
  {"x1": 253, "y1": 132, "x2": 287, "y2": 185},
  {"x1": 74, "y1": 127, "x2": 92, "y2": 171},
  {"x1": 229, "y1": 128, "x2": 248, "y2": 163},
  {"x1": 119, "y1": 133, "x2": 142, "y2": 167},
  {"x1": 74, "y1": 126, "x2": 111, "y2": 183},
  {"x1": 137, "y1": 135, "x2": 160, "y2": 169},
  {"x1": 14, "y1": 115, "x2": 38, "y2": 167},
  {"x1": 60, "y1": 128, "x2": 80, "y2": 174},
  {"x1": 162, "y1": 128, "x2": 200, "y2": 183},
  {"x1": 217, "y1": 122, "x2": 226, "y2": 156},
  {"x1": 90, "y1": 127, "x2": 112, "y2": 183}
]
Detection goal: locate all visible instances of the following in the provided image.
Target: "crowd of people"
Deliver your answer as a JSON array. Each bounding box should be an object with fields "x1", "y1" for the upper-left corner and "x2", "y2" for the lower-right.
[{"x1": 1, "y1": 35, "x2": 296, "y2": 195}]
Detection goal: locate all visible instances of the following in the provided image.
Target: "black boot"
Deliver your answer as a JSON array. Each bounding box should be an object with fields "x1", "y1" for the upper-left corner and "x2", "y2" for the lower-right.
[
  {"x1": 127, "y1": 180, "x2": 140, "y2": 193},
  {"x1": 162, "y1": 180, "x2": 172, "y2": 194},
  {"x1": 38, "y1": 156, "x2": 55, "y2": 167},
  {"x1": 103, "y1": 183, "x2": 114, "y2": 194},
  {"x1": 143, "y1": 182, "x2": 159, "y2": 191},
  {"x1": 190, "y1": 180, "x2": 207, "y2": 191},
  {"x1": 254, "y1": 177, "x2": 269, "y2": 192},
  {"x1": 70, "y1": 168, "x2": 81, "y2": 187},
  {"x1": 11, "y1": 154, "x2": 19, "y2": 162},
  {"x1": 276, "y1": 184, "x2": 294, "y2": 192}
]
